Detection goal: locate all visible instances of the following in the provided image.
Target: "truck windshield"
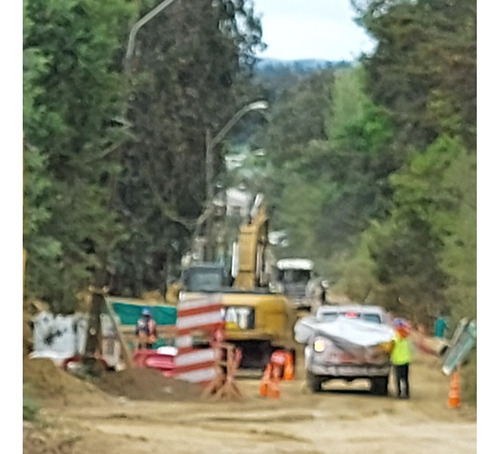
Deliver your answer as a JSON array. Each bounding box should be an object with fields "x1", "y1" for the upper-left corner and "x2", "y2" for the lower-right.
[{"x1": 279, "y1": 269, "x2": 311, "y2": 284}]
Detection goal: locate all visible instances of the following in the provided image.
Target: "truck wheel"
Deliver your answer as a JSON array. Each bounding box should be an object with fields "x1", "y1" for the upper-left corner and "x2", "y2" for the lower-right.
[
  {"x1": 370, "y1": 376, "x2": 389, "y2": 396},
  {"x1": 307, "y1": 372, "x2": 322, "y2": 393}
]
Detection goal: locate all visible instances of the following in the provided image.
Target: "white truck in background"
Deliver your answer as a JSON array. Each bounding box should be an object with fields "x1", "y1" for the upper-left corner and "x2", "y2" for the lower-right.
[{"x1": 275, "y1": 258, "x2": 328, "y2": 312}]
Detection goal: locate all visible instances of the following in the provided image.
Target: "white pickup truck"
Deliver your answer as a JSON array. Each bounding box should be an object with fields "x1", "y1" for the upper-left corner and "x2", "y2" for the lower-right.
[{"x1": 294, "y1": 304, "x2": 394, "y2": 395}]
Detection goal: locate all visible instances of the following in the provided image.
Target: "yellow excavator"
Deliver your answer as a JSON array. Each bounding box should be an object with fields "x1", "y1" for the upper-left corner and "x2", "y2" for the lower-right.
[{"x1": 171, "y1": 194, "x2": 297, "y2": 370}]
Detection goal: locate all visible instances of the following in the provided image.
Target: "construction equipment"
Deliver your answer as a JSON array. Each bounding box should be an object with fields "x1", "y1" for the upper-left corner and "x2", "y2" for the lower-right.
[
  {"x1": 174, "y1": 193, "x2": 297, "y2": 371},
  {"x1": 275, "y1": 258, "x2": 328, "y2": 312}
]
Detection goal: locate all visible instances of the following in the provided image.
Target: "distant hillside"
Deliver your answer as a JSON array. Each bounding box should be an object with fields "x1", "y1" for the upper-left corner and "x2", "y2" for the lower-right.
[
  {"x1": 252, "y1": 58, "x2": 351, "y2": 102},
  {"x1": 255, "y1": 58, "x2": 351, "y2": 73}
]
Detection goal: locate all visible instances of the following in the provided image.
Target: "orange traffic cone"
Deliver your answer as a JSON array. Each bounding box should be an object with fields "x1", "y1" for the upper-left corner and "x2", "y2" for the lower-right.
[
  {"x1": 259, "y1": 364, "x2": 271, "y2": 397},
  {"x1": 283, "y1": 352, "x2": 294, "y2": 381},
  {"x1": 448, "y1": 371, "x2": 461, "y2": 408},
  {"x1": 266, "y1": 364, "x2": 281, "y2": 399}
]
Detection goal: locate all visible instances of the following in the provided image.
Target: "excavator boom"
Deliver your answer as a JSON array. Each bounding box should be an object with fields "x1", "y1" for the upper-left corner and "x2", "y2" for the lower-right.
[{"x1": 233, "y1": 199, "x2": 270, "y2": 290}]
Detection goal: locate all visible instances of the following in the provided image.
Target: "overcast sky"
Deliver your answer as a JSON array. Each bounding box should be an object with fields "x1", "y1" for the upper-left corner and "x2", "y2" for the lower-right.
[{"x1": 251, "y1": 0, "x2": 376, "y2": 61}]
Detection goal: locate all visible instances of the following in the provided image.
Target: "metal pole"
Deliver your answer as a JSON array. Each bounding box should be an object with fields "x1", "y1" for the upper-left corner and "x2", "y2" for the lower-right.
[
  {"x1": 205, "y1": 100, "x2": 268, "y2": 201},
  {"x1": 203, "y1": 101, "x2": 268, "y2": 262},
  {"x1": 124, "y1": 0, "x2": 178, "y2": 75},
  {"x1": 206, "y1": 128, "x2": 214, "y2": 205},
  {"x1": 205, "y1": 128, "x2": 214, "y2": 261},
  {"x1": 208, "y1": 101, "x2": 269, "y2": 152}
]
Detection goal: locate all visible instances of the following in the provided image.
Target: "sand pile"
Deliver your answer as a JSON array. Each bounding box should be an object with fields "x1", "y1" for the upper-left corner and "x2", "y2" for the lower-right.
[
  {"x1": 24, "y1": 357, "x2": 203, "y2": 405},
  {"x1": 94, "y1": 367, "x2": 204, "y2": 401},
  {"x1": 24, "y1": 357, "x2": 203, "y2": 406},
  {"x1": 23, "y1": 358, "x2": 109, "y2": 407}
]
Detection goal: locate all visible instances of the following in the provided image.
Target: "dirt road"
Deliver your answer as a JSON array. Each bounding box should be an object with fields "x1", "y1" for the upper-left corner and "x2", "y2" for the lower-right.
[{"x1": 23, "y1": 351, "x2": 476, "y2": 454}]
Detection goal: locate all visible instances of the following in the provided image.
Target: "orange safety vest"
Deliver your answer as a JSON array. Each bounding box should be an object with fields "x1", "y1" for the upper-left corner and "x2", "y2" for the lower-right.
[{"x1": 137, "y1": 318, "x2": 157, "y2": 345}]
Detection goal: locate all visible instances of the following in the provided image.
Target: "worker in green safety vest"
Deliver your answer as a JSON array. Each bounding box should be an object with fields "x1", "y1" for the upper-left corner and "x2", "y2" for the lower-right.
[{"x1": 390, "y1": 319, "x2": 414, "y2": 399}]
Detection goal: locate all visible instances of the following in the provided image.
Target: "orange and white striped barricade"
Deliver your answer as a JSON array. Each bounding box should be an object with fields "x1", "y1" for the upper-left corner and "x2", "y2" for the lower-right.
[{"x1": 173, "y1": 293, "x2": 225, "y2": 387}]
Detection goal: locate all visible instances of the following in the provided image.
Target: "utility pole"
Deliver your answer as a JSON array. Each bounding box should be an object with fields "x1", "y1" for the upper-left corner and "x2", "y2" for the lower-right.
[{"x1": 124, "y1": 0, "x2": 178, "y2": 76}]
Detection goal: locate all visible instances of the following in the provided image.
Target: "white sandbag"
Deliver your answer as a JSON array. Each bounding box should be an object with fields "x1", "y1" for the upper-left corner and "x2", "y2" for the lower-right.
[{"x1": 32, "y1": 312, "x2": 87, "y2": 358}]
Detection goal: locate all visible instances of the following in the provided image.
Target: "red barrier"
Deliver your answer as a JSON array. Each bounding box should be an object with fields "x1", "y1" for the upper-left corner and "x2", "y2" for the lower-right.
[{"x1": 133, "y1": 349, "x2": 176, "y2": 378}]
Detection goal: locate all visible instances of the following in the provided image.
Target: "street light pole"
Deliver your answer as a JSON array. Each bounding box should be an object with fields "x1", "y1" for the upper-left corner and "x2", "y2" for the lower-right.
[
  {"x1": 205, "y1": 100, "x2": 269, "y2": 203},
  {"x1": 112, "y1": 0, "x2": 179, "y2": 204},
  {"x1": 204, "y1": 100, "x2": 269, "y2": 261},
  {"x1": 124, "y1": 0, "x2": 178, "y2": 75}
]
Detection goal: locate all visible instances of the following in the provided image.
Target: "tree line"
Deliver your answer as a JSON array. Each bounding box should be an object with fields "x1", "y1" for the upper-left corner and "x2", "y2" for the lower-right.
[
  {"x1": 257, "y1": 0, "x2": 476, "y2": 330},
  {"x1": 23, "y1": 0, "x2": 264, "y2": 311}
]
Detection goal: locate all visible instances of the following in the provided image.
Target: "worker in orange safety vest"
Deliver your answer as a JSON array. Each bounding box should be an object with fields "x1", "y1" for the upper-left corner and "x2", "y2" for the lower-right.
[{"x1": 135, "y1": 308, "x2": 158, "y2": 349}]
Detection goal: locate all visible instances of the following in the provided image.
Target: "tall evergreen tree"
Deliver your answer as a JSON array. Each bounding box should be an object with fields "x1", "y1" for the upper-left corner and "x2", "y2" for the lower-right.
[
  {"x1": 23, "y1": 0, "x2": 135, "y2": 311},
  {"x1": 343, "y1": 0, "x2": 477, "y2": 324},
  {"x1": 353, "y1": 0, "x2": 476, "y2": 149},
  {"x1": 109, "y1": 0, "x2": 264, "y2": 296}
]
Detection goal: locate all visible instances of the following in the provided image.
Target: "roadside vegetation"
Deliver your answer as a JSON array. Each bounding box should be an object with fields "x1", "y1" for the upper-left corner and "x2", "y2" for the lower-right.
[{"x1": 23, "y1": 384, "x2": 39, "y2": 422}]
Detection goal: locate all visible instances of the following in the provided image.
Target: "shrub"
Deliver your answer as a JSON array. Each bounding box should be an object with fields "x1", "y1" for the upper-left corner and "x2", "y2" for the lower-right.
[{"x1": 23, "y1": 384, "x2": 39, "y2": 421}]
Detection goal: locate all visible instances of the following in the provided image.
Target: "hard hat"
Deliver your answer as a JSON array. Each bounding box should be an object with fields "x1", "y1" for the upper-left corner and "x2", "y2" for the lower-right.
[
  {"x1": 393, "y1": 318, "x2": 405, "y2": 327},
  {"x1": 142, "y1": 308, "x2": 151, "y2": 316}
]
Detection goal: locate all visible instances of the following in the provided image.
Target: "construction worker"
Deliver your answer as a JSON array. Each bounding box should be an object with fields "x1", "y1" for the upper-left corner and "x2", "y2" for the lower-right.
[
  {"x1": 434, "y1": 314, "x2": 448, "y2": 338},
  {"x1": 391, "y1": 318, "x2": 413, "y2": 399},
  {"x1": 135, "y1": 308, "x2": 157, "y2": 349}
]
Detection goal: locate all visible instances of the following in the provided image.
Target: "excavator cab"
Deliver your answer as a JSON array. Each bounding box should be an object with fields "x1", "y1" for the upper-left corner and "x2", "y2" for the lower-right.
[{"x1": 181, "y1": 263, "x2": 229, "y2": 293}]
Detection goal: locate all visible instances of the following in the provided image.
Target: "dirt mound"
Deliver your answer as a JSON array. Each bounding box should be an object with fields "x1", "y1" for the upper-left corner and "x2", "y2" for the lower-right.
[
  {"x1": 24, "y1": 358, "x2": 202, "y2": 405},
  {"x1": 94, "y1": 367, "x2": 204, "y2": 401},
  {"x1": 23, "y1": 358, "x2": 109, "y2": 407}
]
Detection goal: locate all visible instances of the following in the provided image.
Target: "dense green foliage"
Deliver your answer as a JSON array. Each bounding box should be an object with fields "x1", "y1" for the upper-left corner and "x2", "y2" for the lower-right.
[
  {"x1": 349, "y1": 0, "x2": 476, "y2": 327},
  {"x1": 23, "y1": 0, "x2": 263, "y2": 310},
  {"x1": 255, "y1": 0, "x2": 476, "y2": 330},
  {"x1": 257, "y1": 65, "x2": 399, "y2": 276},
  {"x1": 251, "y1": 0, "x2": 476, "y2": 400},
  {"x1": 24, "y1": 0, "x2": 135, "y2": 312},
  {"x1": 110, "y1": 0, "x2": 264, "y2": 296},
  {"x1": 23, "y1": 384, "x2": 39, "y2": 421}
]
